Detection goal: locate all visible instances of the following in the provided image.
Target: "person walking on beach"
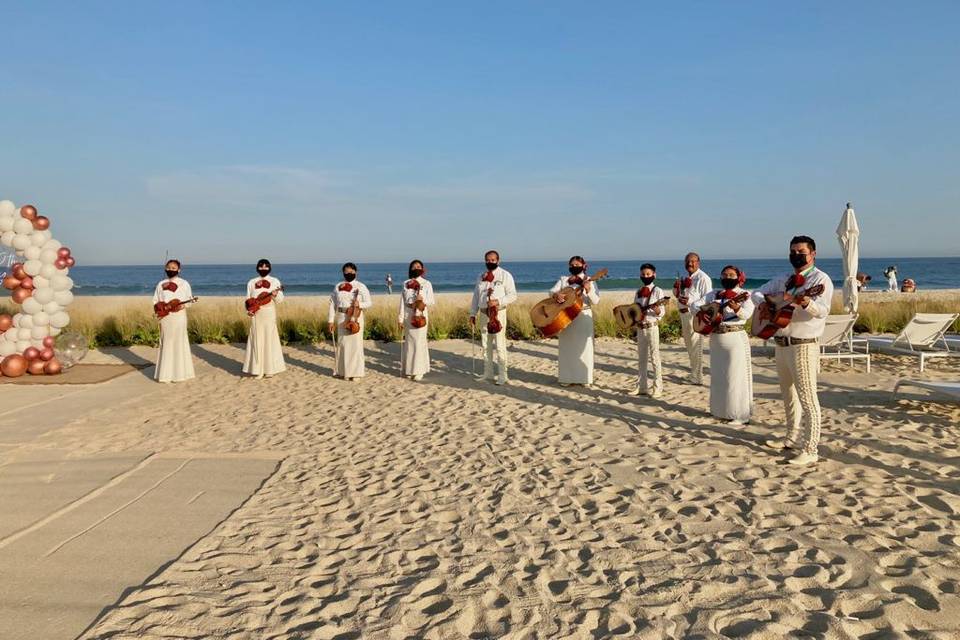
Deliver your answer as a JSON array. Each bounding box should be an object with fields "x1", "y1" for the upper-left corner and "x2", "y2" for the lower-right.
[
  {"x1": 550, "y1": 255, "x2": 600, "y2": 386},
  {"x1": 398, "y1": 259, "x2": 435, "y2": 381},
  {"x1": 628, "y1": 263, "x2": 667, "y2": 398},
  {"x1": 691, "y1": 265, "x2": 754, "y2": 424},
  {"x1": 152, "y1": 259, "x2": 196, "y2": 383},
  {"x1": 884, "y1": 265, "x2": 898, "y2": 292},
  {"x1": 242, "y1": 259, "x2": 286, "y2": 379},
  {"x1": 753, "y1": 235, "x2": 833, "y2": 466},
  {"x1": 470, "y1": 250, "x2": 517, "y2": 385},
  {"x1": 385, "y1": 273, "x2": 394, "y2": 295},
  {"x1": 675, "y1": 252, "x2": 712, "y2": 385},
  {"x1": 328, "y1": 262, "x2": 372, "y2": 380}
]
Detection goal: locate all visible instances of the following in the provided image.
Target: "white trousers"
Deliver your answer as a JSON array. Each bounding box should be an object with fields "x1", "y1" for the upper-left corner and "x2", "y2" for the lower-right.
[
  {"x1": 557, "y1": 309, "x2": 594, "y2": 384},
  {"x1": 680, "y1": 311, "x2": 705, "y2": 383},
  {"x1": 479, "y1": 309, "x2": 508, "y2": 383},
  {"x1": 775, "y1": 343, "x2": 821, "y2": 455},
  {"x1": 155, "y1": 311, "x2": 195, "y2": 383},
  {"x1": 635, "y1": 324, "x2": 662, "y2": 394}
]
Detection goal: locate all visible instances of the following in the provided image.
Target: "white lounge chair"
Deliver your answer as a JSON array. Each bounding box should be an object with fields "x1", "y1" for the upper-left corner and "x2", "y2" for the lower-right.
[
  {"x1": 819, "y1": 314, "x2": 871, "y2": 372},
  {"x1": 894, "y1": 379, "x2": 960, "y2": 403},
  {"x1": 868, "y1": 313, "x2": 960, "y2": 372}
]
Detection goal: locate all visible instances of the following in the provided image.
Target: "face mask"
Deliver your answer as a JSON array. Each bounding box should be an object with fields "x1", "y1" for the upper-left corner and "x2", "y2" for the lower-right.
[
  {"x1": 721, "y1": 277, "x2": 738, "y2": 290},
  {"x1": 409, "y1": 268, "x2": 423, "y2": 279},
  {"x1": 257, "y1": 268, "x2": 271, "y2": 276},
  {"x1": 569, "y1": 266, "x2": 584, "y2": 276},
  {"x1": 485, "y1": 261, "x2": 499, "y2": 272},
  {"x1": 789, "y1": 253, "x2": 809, "y2": 269},
  {"x1": 165, "y1": 269, "x2": 179, "y2": 279},
  {"x1": 343, "y1": 273, "x2": 357, "y2": 282},
  {"x1": 641, "y1": 275, "x2": 655, "y2": 286}
]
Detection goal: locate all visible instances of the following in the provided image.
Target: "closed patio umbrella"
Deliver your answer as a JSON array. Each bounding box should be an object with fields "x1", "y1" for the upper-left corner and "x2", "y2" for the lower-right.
[{"x1": 837, "y1": 202, "x2": 860, "y2": 313}]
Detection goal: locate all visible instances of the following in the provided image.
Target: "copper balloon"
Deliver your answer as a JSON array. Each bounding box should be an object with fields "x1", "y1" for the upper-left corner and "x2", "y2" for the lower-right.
[
  {"x1": 57, "y1": 247, "x2": 71, "y2": 259},
  {"x1": 28, "y1": 359, "x2": 46, "y2": 375},
  {"x1": 33, "y1": 216, "x2": 50, "y2": 231},
  {"x1": 42, "y1": 335, "x2": 55, "y2": 349},
  {"x1": 11, "y1": 287, "x2": 32, "y2": 304},
  {"x1": 66, "y1": 256, "x2": 76, "y2": 267},
  {"x1": 19, "y1": 205, "x2": 37, "y2": 221},
  {"x1": 39, "y1": 347, "x2": 55, "y2": 361},
  {"x1": 0, "y1": 314, "x2": 12, "y2": 332},
  {"x1": 23, "y1": 347, "x2": 40, "y2": 361},
  {"x1": 2, "y1": 276, "x2": 20, "y2": 291},
  {"x1": 1, "y1": 354, "x2": 28, "y2": 378},
  {"x1": 54, "y1": 258, "x2": 68, "y2": 270},
  {"x1": 11, "y1": 263, "x2": 26, "y2": 279},
  {"x1": 20, "y1": 276, "x2": 34, "y2": 290},
  {"x1": 44, "y1": 358, "x2": 63, "y2": 375}
]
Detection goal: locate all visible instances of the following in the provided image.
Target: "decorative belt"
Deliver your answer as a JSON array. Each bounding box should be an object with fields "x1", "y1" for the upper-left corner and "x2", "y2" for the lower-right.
[
  {"x1": 639, "y1": 321, "x2": 657, "y2": 330},
  {"x1": 337, "y1": 307, "x2": 352, "y2": 313},
  {"x1": 713, "y1": 324, "x2": 745, "y2": 334},
  {"x1": 680, "y1": 308, "x2": 689, "y2": 314},
  {"x1": 774, "y1": 336, "x2": 818, "y2": 346}
]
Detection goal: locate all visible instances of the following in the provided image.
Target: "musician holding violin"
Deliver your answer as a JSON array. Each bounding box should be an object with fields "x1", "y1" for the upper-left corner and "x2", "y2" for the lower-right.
[
  {"x1": 152, "y1": 259, "x2": 196, "y2": 383},
  {"x1": 751, "y1": 235, "x2": 834, "y2": 466},
  {"x1": 469, "y1": 250, "x2": 517, "y2": 386},
  {"x1": 628, "y1": 263, "x2": 667, "y2": 399},
  {"x1": 328, "y1": 262, "x2": 372, "y2": 380},
  {"x1": 549, "y1": 256, "x2": 600, "y2": 386},
  {"x1": 242, "y1": 259, "x2": 286, "y2": 379},
  {"x1": 397, "y1": 259, "x2": 435, "y2": 381},
  {"x1": 690, "y1": 265, "x2": 755, "y2": 424}
]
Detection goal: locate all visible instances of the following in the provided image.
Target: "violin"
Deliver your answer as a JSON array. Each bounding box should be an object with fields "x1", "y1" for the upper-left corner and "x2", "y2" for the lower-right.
[
  {"x1": 154, "y1": 296, "x2": 199, "y2": 319},
  {"x1": 485, "y1": 286, "x2": 502, "y2": 334},
  {"x1": 245, "y1": 285, "x2": 284, "y2": 316},
  {"x1": 344, "y1": 288, "x2": 362, "y2": 335},
  {"x1": 407, "y1": 280, "x2": 427, "y2": 329}
]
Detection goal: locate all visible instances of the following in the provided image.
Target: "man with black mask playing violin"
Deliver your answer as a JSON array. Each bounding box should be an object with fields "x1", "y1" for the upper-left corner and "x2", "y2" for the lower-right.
[
  {"x1": 752, "y1": 236, "x2": 833, "y2": 466},
  {"x1": 469, "y1": 250, "x2": 517, "y2": 385}
]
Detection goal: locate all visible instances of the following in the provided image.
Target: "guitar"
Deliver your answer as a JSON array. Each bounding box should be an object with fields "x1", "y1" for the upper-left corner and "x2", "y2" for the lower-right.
[
  {"x1": 154, "y1": 296, "x2": 199, "y2": 319},
  {"x1": 245, "y1": 285, "x2": 284, "y2": 316},
  {"x1": 612, "y1": 296, "x2": 671, "y2": 332},
  {"x1": 750, "y1": 284, "x2": 825, "y2": 339},
  {"x1": 693, "y1": 291, "x2": 750, "y2": 335},
  {"x1": 529, "y1": 268, "x2": 609, "y2": 337}
]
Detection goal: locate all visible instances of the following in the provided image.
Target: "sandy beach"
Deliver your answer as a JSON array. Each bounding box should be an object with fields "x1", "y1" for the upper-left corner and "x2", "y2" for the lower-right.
[{"x1": 2, "y1": 325, "x2": 960, "y2": 638}]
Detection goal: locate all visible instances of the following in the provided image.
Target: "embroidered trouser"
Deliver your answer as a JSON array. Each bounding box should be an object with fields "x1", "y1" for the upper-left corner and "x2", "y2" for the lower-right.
[
  {"x1": 479, "y1": 309, "x2": 508, "y2": 382},
  {"x1": 636, "y1": 324, "x2": 662, "y2": 394},
  {"x1": 680, "y1": 311, "x2": 704, "y2": 382},
  {"x1": 775, "y1": 343, "x2": 821, "y2": 455}
]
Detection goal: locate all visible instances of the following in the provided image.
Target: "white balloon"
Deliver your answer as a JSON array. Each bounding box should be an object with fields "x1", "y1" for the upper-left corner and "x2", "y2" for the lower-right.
[
  {"x1": 0, "y1": 342, "x2": 15, "y2": 357},
  {"x1": 13, "y1": 218, "x2": 34, "y2": 234},
  {"x1": 32, "y1": 311, "x2": 50, "y2": 327},
  {"x1": 1, "y1": 230, "x2": 15, "y2": 246},
  {"x1": 32, "y1": 288, "x2": 55, "y2": 305},
  {"x1": 24, "y1": 259, "x2": 43, "y2": 276},
  {"x1": 42, "y1": 239, "x2": 62, "y2": 252},
  {"x1": 33, "y1": 276, "x2": 51, "y2": 289},
  {"x1": 40, "y1": 264, "x2": 57, "y2": 279},
  {"x1": 0, "y1": 200, "x2": 16, "y2": 216},
  {"x1": 16, "y1": 340, "x2": 31, "y2": 352},
  {"x1": 0, "y1": 216, "x2": 13, "y2": 233},
  {"x1": 49, "y1": 326, "x2": 62, "y2": 337},
  {"x1": 12, "y1": 234, "x2": 31, "y2": 251},
  {"x1": 40, "y1": 249, "x2": 59, "y2": 264},
  {"x1": 19, "y1": 315, "x2": 34, "y2": 329},
  {"x1": 51, "y1": 275, "x2": 73, "y2": 292},
  {"x1": 12, "y1": 313, "x2": 23, "y2": 327},
  {"x1": 31, "y1": 229, "x2": 51, "y2": 245},
  {"x1": 53, "y1": 290, "x2": 73, "y2": 306},
  {"x1": 43, "y1": 301, "x2": 62, "y2": 314},
  {"x1": 22, "y1": 298, "x2": 42, "y2": 315},
  {"x1": 24, "y1": 246, "x2": 42, "y2": 260},
  {"x1": 18, "y1": 327, "x2": 32, "y2": 340},
  {"x1": 31, "y1": 326, "x2": 49, "y2": 339},
  {"x1": 50, "y1": 312, "x2": 70, "y2": 328}
]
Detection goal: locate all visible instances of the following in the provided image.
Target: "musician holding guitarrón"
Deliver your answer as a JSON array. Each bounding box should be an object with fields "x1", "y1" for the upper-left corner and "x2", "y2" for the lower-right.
[
  {"x1": 752, "y1": 236, "x2": 834, "y2": 466},
  {"x1": 628, "y1": 263, "x2": 667, "y2": 398},
  {"x1": 328, "y1": 262, "x2": 372, "y2": 381},
  {"x1": 152, "y1": 259, "x2": 196, "y2": 383},
  {"x1": 398, "y1": 259, "x2": 435, "y2": 381},
  {"x1": 549, "y1": 256, "x2": 600, "y2": 386},
  {"x1": 243, "y1": 259, "x2": 286, "y2": 379},
  {"x1": 469, "y1": 250, "x2": 517, "y2": 386},
  {"x1": 691, "y1": 265, "x2": 754, "y2": 424}
]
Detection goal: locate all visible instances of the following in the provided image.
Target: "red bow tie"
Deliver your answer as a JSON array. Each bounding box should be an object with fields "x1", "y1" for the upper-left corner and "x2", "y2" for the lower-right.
[
  {"x1": 338, "y1": 283, "x2": 353, "y2": 292},
  {"x1": 719, "y1": 289, "x2": 739, "y2": 300},
  {"x1": 255, "y1": 279, "x2": 271, "y2": 289},
  {"x1": 481, "y1": 271, "x2": 495, "y2": 282},
  {"x1": 567, "y1": 276, "x2": 583, "y2": 286},
  {"x1": 788, "y1": 273, "x2": 806, "y2": 289},
  {"x1": 406, "y1": 280, "x2": 421, "y2": 290},
  {"x1": 638, "y1": 286, "x2": 651, "y2": 298},
  {"x1": 162, "y1": 282, "x2": 178, "y2": 292},
  {"x1": 683, "y1": 277, "x2": 693, "y2": 289}
]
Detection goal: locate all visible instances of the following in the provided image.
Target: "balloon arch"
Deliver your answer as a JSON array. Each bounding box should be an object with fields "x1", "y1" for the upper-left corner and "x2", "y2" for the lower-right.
[{"x1": 0, "y1": 200, "x2": 81, "y2": 378}]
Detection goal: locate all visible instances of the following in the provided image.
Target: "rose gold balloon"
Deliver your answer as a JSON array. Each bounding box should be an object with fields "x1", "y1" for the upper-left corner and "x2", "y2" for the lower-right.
[
  {"x1": 42, "y1": 335, "x2": 55, "y2": 348},
  {"x1": 0, "y1": 314, "x2": 12, "y2": 332},
  {"x1": 57, "y1": 247, "x2": 71, "y2": 259},
  {"x1": 32, "y1": 216, "x2": 50, "y2": 231},
  {"x1": 23, "y1": 347, "x2": 40, "y2": 361},
  {"x1": 11, "y1": 287, "x2": 32, "y2": 304},
  {"x1": 20, "y1": 276, "x2": 34, "y2": 290},
  {"x1": 44, "y1": 358, "x2": 63, "y2": 375},
  {"x1": 11, "y1": 263, "x2": 26, "y2": 279},
  {"x1": 19, "y1": 205, "x2": 37, "y2": 220},
  {"x1": 1, "y1": 354, "x2": 28, "y2": 377},
  {"x1": 39, "y1": 347, "x2": 55, "y2": 361},
  {"x1": 54, "y1": 258, "x2": 68, "y2": 270},
  {"x1": 2, "y1": 276, "x2": 20, "y2": 290},
  {"x1": 28, "y1": 360, "x2": 46, "y2": 375},
  {"x1": 65, "y1": 256, "x2": 76, "y2": 268}
]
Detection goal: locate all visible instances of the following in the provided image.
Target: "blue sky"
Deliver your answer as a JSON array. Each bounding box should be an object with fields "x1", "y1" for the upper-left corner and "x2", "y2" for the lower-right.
[{"x1": 1, "y1": 1, "x2": 958, "y2": 264}]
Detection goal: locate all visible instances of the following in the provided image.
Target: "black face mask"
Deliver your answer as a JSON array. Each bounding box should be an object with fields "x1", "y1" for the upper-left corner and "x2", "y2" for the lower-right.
[
  {"x1": 721, "y1": 277, "x2": 739, "y2": 290},
  {"x1": 343, "y1": 272, "x2": 357, "y2": 282},
  {"x1": 257, "y1": 268, "x2": 271, "y2": 277},
  {"x1": 409, "y1": 268, "x2": 423, "y2": 279},
  {"x1": 789, "y1": 253, "x2": 810, "y2": 269},
  {"x1": 569, "y1": 266, "x2": 584, "y2": 276},
  {"x1": 485, "y1": 261, "x2": 499, "y2": 272},
  {"x1": 641, "y1": 275, "x2": 655, "y2": 286},
  {"x1": 165, "y1": 269, "x2": 179, "y2": 279}
]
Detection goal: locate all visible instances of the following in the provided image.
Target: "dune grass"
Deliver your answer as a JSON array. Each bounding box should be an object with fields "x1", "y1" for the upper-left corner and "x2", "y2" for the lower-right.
[{"x1": 2, "y1": 293, "x2": 957, "y2": 347}]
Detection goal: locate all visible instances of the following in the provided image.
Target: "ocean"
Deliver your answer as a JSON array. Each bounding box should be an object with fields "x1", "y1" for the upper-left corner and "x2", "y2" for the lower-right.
[{"x1": 30, "y1": 257, "x2": 960, "y2": 297}]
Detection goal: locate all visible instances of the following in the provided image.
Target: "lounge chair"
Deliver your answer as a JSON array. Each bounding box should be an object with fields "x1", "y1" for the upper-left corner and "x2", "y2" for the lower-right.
[
  {"x1": 819, "y1": 314, "x2": 871, "y2": 372},
  {"x1": 868, "y1": 313, "x2": 960, "y2": 372},
  {"x1": 894, "y1": 379, "x2": 960, "y2": 403}
]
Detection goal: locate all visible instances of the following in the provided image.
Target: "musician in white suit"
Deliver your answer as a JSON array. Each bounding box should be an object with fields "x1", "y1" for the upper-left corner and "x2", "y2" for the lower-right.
[
  {"x1": 398, "y1": 259, "x2": 435, "y2": 381},
  {"x1": 469, "y1": 250, "x2": 517, "y2": 385},
  {"x1": 327, "y1": 262, "x2": 372, "y2": 380},
  {"x1": 675, "y1": 252, "x2": 712, "y2": 385},
  {"x1": 691, "y1": 266, "x2": 754, "y2": 424},
  {"x1": 628, "y1": 263, "x2": 667, "y2": 398},
  {"x1": 243, "y1": 259, "x2": 286, "y2": 379},
  {"x1": 549, "y1": 256, "x2": 599, "y2": 385},
  {"x1": 152, "y1": 259, "x2": 195, "y2": 383},
  {"x1": 752, "y1": 236, "x2": 834, "y2": 466}
]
